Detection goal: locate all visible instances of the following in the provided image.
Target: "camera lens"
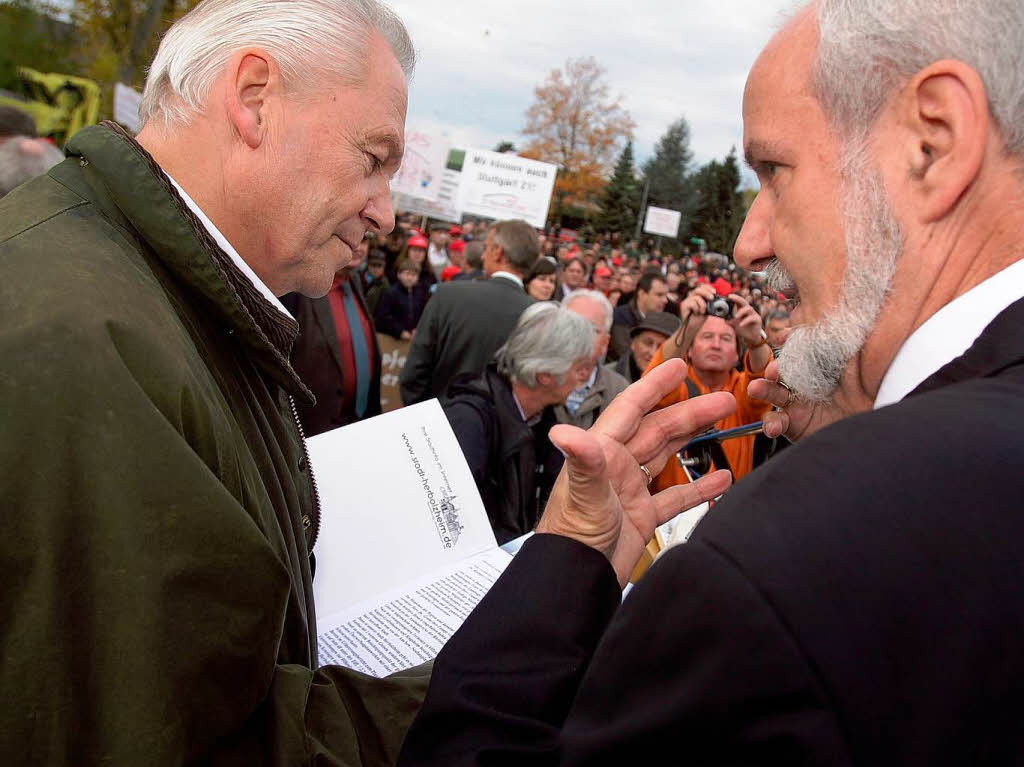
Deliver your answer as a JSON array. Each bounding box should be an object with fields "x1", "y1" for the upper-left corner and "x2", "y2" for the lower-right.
[{"x1": 707, "y1": 297, "x2": 733, "y2": 319}]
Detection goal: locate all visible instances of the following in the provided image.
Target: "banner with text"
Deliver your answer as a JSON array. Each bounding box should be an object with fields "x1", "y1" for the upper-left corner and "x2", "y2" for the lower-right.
[
  {"x1": 456, "y1": 149, "x2": 556, "y2": 229},
  {"x1": 643, "y1": 205, "x2": 682, "y2": 238},
  {"x1": 394, "y1": 148, "x2": 464, "y2": 223},
  {"x1": 390, "y1": 130, "x2": 449, "y2": 202},
  {"x1": 377, "y1": 333, "x2": 411, "y2": 412}
]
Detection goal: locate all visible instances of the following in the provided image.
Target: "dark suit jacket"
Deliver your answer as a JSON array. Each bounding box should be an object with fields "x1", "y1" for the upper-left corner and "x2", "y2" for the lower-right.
[
  {"x1": 400, "y1": 296, "x2": 1024, "y2": 766},
  {"x1": 399, "y1": 275, "x2": 533, "y2": 406},
  {"x1": 608, "y1": 300, "x2": 641, "y2": 362},
  {"x1": 282, "y1": 283, "x2": 382, "y2": 437}
]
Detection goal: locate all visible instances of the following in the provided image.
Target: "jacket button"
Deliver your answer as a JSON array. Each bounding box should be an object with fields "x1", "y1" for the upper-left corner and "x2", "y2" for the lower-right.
[
  {"x1": 298, "y1": 455, "x2": 307, "y2": 471},
  {"x1": 302, "y1": 515, "x2": 311, "y2": 529}
]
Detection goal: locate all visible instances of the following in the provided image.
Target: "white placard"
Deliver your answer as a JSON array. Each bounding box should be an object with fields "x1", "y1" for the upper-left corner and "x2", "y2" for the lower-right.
[
  {"x1": 456, "y1": 149, "x2": 556, "y2": 229},
  {"x1": 394, "y1": 148, "x2": 463, "y2": 223},
  {"x1": 113, "y1": 82, "x2": 142, "y2": 134},
  {"x1": 390, "y1": 129, "x2": 449, "y2": 202},
  {"x1": 643, "y1": 205, "x2": 682, "y2": 238}
]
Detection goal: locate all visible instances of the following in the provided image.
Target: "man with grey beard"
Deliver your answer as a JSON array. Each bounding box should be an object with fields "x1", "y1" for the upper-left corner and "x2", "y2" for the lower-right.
[{"x1": 400, "y1": 1, "x2": 1024, "y2": 764}]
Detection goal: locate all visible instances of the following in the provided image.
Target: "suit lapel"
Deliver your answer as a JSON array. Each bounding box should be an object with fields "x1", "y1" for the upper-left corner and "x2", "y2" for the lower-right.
[{"x1": 910, "y1": 296, "x2": 1024, "y2": 397}]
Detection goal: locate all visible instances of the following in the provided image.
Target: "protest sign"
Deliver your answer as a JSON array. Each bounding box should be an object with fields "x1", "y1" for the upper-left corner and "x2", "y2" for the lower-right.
[
  {"x1": 643, "y1": 205, "x2": 682, "y2": 238},
  {"x1": 390, "y1": 130, "x2": 449, "y2": 202},
  {"x1": 113, "y1": 83, "x2": 142, "y2": 134},
  {"x1": 378, "y1": 333, "x2": 411, "y2": 412},
  {"x1": 456, "y1": 149, "x2": 556, "y2": 229},
  {"x1": 394, "y1": 149, "x2": 464, "y2": 223}
]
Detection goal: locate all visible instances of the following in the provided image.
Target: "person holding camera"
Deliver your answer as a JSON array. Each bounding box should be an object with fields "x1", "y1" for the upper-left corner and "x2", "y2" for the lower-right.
[{"x1": 641, "y1": 283, "x2": 774, "y2": 489}]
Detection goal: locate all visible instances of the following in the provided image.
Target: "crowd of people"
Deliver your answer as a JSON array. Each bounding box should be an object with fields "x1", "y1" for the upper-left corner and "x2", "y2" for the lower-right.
[
  {"x1": 1, "y1": 0, "x2": 1023, "y2": 764},
  {"x1": 300, "y1": 208, "x2": 795, "y2": 543}
]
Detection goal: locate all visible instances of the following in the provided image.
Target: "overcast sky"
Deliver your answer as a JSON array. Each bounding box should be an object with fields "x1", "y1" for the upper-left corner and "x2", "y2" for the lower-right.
[{"x1": 388, "y1": 0, "x2": 799, "y2": 186}]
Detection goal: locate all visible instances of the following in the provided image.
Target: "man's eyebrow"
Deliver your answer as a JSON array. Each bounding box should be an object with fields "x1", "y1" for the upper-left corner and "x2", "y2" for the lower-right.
[
  {"x1": 743, "y1": 139, "x2": 783, "y2": 171},
  {"x1": 369, "y1": 132, "x2": 404, "y2": 162}
]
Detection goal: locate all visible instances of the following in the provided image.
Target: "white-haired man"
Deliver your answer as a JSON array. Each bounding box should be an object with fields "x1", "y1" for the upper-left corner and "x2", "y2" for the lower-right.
[
  {"x1": 443, "y1": 302, "x2": 594, "y2": 544},
  {"x1": 0, "y1": 1, "x2": 431, "y2": 763},
  {"x1": 400, "y1": 1, "x2": 1024, "y2": 763},
  {"x1": 556, "y1": 289, "x2": 629, "y2": 429}
]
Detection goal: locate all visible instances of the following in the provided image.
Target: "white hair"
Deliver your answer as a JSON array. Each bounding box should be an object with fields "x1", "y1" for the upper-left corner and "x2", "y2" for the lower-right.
[
  {"x1": 498, "y1": 303, "x2": 594, "y2": 388},
  {"x1": 813, "y1": 0, "x2": 1024, "y2": 157},
  {"x1": 139, "y1": 0, "x2": 416, "y2": 130},
  {"x1": 562, "y1": 288, "x2": 614, "y2": 332}
]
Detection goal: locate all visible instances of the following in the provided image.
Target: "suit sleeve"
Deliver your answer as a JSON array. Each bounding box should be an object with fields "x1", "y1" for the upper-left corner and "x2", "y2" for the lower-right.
[
  {"x1": 0, "y1": 313, "x2": 428, "y2": 766},
  {"x1": 398, "y1": 535, "x2": 622, "y2": 766},
  {"x1": 399, "y1": 292, "x2": 441, "y2": 405},
  {"x1": 398, "y1": 534, "x2": 849, "y2": 766}
]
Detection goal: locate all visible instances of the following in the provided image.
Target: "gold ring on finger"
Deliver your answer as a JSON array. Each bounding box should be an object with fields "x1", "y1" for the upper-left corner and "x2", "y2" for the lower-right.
[
  {"x1": 777, "y1": 379, "x2": 796, "y2": 409},
  {"x1": 639, "y1": 464, "x2": 653, "y2": 486}
]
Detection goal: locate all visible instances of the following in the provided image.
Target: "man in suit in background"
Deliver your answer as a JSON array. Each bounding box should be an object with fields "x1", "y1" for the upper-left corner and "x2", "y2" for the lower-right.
[
  {"x1": 400, "y1": 1, "x2": 1024, "y2": 763},
  {"x1": 284, "y1": 239, "x2": 381, "y2": 436},
  {"x1": 399, "y1": 219, "x2": 538, "y2": 405},
  {"x1": 608, "y1": 270, "x2": 669, "y2": 361}
]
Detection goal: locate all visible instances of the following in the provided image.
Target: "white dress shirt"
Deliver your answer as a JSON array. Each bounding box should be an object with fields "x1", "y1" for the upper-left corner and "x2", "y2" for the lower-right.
[
  {"x1": 874, "y1": 258, "x2": 1024, "y2": 408},
  {"x1": 165, "y1": 173, "x2": 292, "y2": 319}
]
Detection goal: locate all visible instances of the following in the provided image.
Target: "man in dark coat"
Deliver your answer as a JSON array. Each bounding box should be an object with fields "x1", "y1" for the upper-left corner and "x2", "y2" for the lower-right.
[
  {"x1": 0, "y1": 2, "x2": 431, "y2": 764},
  {"x1": 283, "y1": 269, "x2": 382, "y2": 437},
  {"x1": 399, "y1": 218, "x2": 538, "y2": 405},
  {"x1": 398, "y1": 2, "x2": 1024, "y2": 764},
  {"x1": 443, "y1": 303, "x2": 594, "y2": 543},
  {"x1": 608, "y1": 310, "x2": 680, "y2": 384},
  {"x1": 608, "y1": 270, "x2": 669, "y2": 361}
]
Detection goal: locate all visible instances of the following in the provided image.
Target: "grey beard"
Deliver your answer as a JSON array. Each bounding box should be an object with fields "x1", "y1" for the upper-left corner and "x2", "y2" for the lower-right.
[{"x1": 775, "y1": 152, "x2": 902, "y2": 405}]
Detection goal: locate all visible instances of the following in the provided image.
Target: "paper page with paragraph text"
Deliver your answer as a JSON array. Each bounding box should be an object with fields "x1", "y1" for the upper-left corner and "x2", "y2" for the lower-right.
[{"x1": 307, "y1": 399, "x2": 498, "y2": 640}]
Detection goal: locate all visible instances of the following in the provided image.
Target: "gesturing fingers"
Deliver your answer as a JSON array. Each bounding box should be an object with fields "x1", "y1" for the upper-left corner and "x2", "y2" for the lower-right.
[
  {"x1": 592, "y1": 358, "x2": 690, "y2": 443},
  {"x1": 622, "y1": 391, "x2": 736, "y2": 466},
  {"x1": 650, "y1": 470, "x2": 732, "y2": 527}
]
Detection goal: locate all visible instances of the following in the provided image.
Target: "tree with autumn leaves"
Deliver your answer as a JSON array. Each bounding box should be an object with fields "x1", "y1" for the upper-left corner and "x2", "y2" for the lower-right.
[{"x1": 520, "y1": 56, "x2": 635, "y2": 223}]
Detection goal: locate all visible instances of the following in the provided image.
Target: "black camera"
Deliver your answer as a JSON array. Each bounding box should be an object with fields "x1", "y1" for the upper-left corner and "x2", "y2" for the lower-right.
[{"x1": 707, "y1": 296, "x2": 734, "y2": 320}]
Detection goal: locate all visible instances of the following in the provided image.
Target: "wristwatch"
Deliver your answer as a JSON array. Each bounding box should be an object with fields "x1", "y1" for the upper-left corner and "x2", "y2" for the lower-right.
[{"x1": 748, "y1": 329, "x2": 769, "y2": 348}]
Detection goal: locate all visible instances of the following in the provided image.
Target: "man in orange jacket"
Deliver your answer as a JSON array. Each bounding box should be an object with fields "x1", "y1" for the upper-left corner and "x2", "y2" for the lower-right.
[{"x1": 644, "y1": 282, "x2": 775, "y2": 490}]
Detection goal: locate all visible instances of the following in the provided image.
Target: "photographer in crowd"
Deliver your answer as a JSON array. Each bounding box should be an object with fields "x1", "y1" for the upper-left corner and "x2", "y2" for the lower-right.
[{"x1": 643, "y1": 282, "x2": 774, "y2": 488}]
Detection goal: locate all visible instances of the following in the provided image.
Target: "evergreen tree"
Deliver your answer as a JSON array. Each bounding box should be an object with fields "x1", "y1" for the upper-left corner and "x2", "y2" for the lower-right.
[
  {"x1": 641, "y1": 117, "x2": 698, "y2": 238},
  {"x1": 691, "y1": 147, "x2": 745, "y2": 253},
  {"x1": 596, "y1": 140, "x2": 639, "y2": 236}
]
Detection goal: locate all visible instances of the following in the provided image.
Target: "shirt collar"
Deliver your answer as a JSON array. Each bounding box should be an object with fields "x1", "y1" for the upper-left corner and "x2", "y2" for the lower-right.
[
  {"x1": 874, "y1": 258, "x2": 1024, "y2": 408},
  {"x1": 577, "y1": 365, "x2": 598, "y2": 394},
  {"x1": 491, "y1": 271, "x2": 524, "y2": 289},
  {"x1": 164, "y1": 173, "x2": 292, "y2": 319}
]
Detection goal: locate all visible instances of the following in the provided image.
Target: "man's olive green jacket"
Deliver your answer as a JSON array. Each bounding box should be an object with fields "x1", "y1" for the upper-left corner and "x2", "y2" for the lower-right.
[{"x1": 0, "y1": 123, "x2": 428, "y2": 765}]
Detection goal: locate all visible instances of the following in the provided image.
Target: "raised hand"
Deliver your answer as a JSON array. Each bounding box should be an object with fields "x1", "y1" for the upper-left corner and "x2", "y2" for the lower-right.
[{"x1": 538, "y1": 358, "x2": 734, "y2": 587}]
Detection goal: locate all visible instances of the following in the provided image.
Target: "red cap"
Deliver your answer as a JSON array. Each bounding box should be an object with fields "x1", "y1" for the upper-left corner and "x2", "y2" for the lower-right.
[
  {"x1": 441, "y1": 265, "x2": 461, "y2": 282},
  {"x1": 594, "y1": 266, "x2": 613, "y2": 277},
  {"x1": 712, "y1": 277, "x2": 733, "y2": 296},
  {"x1": 611, "y1": 256, "x2": 623, "y2": 266},
  {"x1": 449, "y1": 239, "x2": 465, "y2": 253},
  {"x1": 408, "y1": 235, "x2": 428, "y2": 249},
  {"x1": 449, "y1": 225, "x2": 462, "y2": 236}
]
